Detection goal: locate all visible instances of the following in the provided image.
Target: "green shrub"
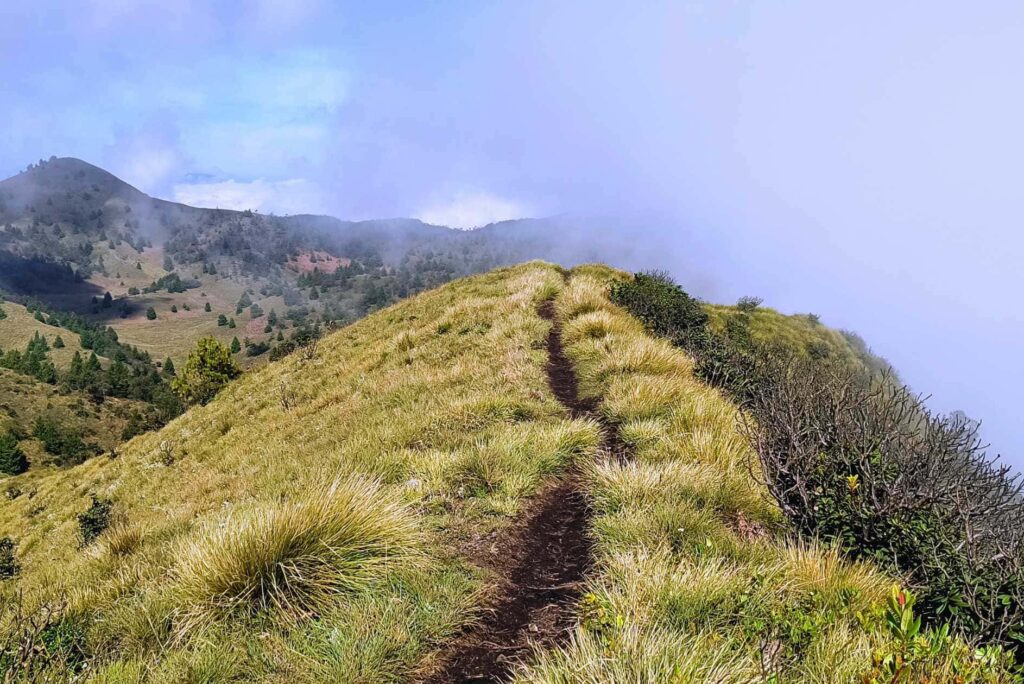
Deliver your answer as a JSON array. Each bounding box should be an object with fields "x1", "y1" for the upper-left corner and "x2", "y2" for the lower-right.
[
  {"x1": 32, "y1": 417, "x2": 92, "y2": 466},
  {"x1": 77, "y1": 495, "x2": 113, "y2": 546},
  {"x1": 744, "y1": 357, "x2": 1024, "y2": 651},
  {"x1": 0, "y1": 598, "x2": 88, "y2": 678},
  {"x1": 864, "y1": 586, "x2": 1019, "y2": 682},
  {"x1": 609, "y1": 271, "x2": 707, "y2": 339},
  {"x1": 38, "y1": 617, "x2": 88, "y2": 674},
  {"x1": 736, "y1": 295, "x2": 763, "y2": 313},
  {"x1": 609, "y1": 271, "x2": 767, "y2": 401},
  {"x1": 0, "y1": 537, "x2": 19, "y2": 579}
]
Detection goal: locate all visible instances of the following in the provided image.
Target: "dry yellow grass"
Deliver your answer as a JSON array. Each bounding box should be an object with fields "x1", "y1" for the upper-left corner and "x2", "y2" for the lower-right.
[
  {"x1": 1, "y1": 261, "x2": 1002, "y2": 682},
  {"x1": 0, "y1": 261, "x2": 604, "y2": 681},
  {"x1": 514, "y1": 265, "x2": 903, "y2": 683}
]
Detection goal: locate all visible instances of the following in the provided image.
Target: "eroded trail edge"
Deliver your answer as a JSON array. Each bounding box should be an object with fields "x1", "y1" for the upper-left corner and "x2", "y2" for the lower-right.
[{"x1": 423, "y1": 300, "x2": 625, "y2": 683}]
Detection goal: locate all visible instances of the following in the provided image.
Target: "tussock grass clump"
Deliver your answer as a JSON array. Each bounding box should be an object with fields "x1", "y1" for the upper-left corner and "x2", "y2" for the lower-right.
[
  {"x1": 554, "y1": 274, "x2": 617, "y2": 321},
  {"x1": 513, "y1": 624, "x2": 757, "y2": 683},
  {"x1": 175, "y1": 476, "x2": 421, "y2": 627},
  {"x1": 100, "y1": 521, "x2": 143, "y2": 558},
  {"x1": 560, "y1": 309, "x2": 640, "y2": 347}
]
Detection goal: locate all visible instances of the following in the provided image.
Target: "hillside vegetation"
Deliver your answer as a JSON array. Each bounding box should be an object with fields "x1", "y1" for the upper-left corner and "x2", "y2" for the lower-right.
[
  {"x1": 0, "y1": 262, "x2": 602, "y2": 681},
  {"x1": 0, "y1": 301, "x2": 87, "y2": 369},
  {"x1": 0, "y1": 263, "x2": 1018, "y2": 682},
  {"x1": 516, "y1": 268, "x2": 1019, "y2": 681},
  {"x1": 0, "y1": 158, "x2": 693, "y2": 373}
]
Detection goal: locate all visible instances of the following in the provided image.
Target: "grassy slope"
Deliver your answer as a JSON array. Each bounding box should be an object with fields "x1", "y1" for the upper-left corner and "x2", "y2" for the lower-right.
[
  {"x1": 708, "y1": 303, "x2": 864, "y2": 363},
  {"x1": 515, "y1": 266, "x2": 999, "y2": 682},
  {"x1": 0, "y1": 301, "x2": 158, "y2": 463},
  {"x1": 0, "y1": 262, "x2": 603, "y2": 682},
  {"x1": 0, "y1": 301, "x2": 87, "y2": 369},
  {"x1": 0, "y1": 369, "x2": 143, "y2": 467},
  {"x1": 85, "y1": 245, "x2": 276, "y2": 367},
  {"x1": 0, "y1": 303, "x2": 144, "y2": 458}
]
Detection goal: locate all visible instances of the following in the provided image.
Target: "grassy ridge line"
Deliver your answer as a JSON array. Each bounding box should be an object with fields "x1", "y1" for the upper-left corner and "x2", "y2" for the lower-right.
[
  {"x1": 0, "y1": 262, "x2": 603, "y2": 682},
  {"x1": 514, "y1": 265, "x2": 997, "y2": 682}
]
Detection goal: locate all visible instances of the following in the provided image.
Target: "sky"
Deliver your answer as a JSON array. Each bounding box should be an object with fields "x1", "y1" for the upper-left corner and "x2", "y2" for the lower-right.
[{"x1": 1, "y1": 1, "x2": 1022, "y2": 465}]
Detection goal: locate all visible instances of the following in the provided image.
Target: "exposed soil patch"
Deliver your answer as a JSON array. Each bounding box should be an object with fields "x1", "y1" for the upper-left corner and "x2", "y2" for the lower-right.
[
  {"x1": 422, "y1": 299, "x2": 629, "y2": 683},
  {"x1": 286, "y1": 250, "x2": 351, "y2": 274}
]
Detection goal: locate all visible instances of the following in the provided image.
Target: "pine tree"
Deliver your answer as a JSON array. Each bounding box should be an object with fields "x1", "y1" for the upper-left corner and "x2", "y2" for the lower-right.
[
  {"x1": 0, "y1": 432, "x2": 28, "y2": 476},
  {"x1": 52, "y1": 335, "x2": 65, "y2": 349},
  {"x1": 228, "y1": 318, "x2": 236, "y2": 329},
  {"x1": 163, "y1": 357, "x2": 176, "y2": 376},
  {"x1": 217, "y1": 314, "x2": 228, "y2": 326},
  {"x1": 171, "y1": 337, "x2": 241, "y2": 405},
  {"x1": 102, "y1": 291, "x2": 113, "y2": 308},
  {"x1": 146, "y1": 307, "x2": 157, "y2": 320},
  {"x1": 66, "y1": 351, "x2": 85, "y2": 390},
  {"x1": 230, "y1": 337, "x2": 241, "y2": 354},
  {"x1": 106, "y1": 360, "x2": 131, "y2": 397},
  {"x1": 204, "y1": 302, "x2": 212, "y2": 313}
]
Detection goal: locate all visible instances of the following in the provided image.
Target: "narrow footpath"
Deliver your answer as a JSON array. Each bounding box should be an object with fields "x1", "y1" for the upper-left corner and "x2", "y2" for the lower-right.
[{"x1": 423, "y1": 299, "x2": 629, "y2": 683}]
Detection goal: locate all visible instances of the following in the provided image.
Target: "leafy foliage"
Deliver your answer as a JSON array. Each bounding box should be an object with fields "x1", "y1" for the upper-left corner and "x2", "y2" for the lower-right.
[
  {"x1": 171, "y1": 337, "x2": 241, "y2": 405},
  {"x1": 745, "y1": 357, "x2": 1024, "y2": 651},
  {"x1": 864, "y1": 586, "x2": 1020, "y2": 682}
]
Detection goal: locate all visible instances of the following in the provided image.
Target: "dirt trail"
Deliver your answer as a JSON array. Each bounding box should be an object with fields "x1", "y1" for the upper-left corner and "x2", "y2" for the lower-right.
[{"x1": 422, "y1": 300, "x2": 624, "y2": 683}]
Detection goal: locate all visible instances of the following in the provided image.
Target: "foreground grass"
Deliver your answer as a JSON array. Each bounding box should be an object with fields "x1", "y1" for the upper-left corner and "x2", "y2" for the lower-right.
[
  {"x1": 0, "y1": 261, "x2": 602, "y2": 682},
  {"x1": 514, "y1": 265, "x2": 1016, "y2": 683}
]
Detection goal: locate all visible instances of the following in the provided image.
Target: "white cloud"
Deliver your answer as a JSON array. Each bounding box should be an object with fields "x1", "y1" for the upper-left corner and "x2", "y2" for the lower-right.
[
  {"x1": 172, "y1": 178, "x2": 325, "y2": 215},
  {"x1": 416, "y1": 191, "x2": 527, "y2": 229},
  {"x1": 246, "y1": 0, "x2": 325, "y2": 37},
  {"x1": 103, "y1": 119, "x2": 190, "y2": 195}
]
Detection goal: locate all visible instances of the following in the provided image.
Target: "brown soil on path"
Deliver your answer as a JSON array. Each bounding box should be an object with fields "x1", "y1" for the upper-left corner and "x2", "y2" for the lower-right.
[{"x1": 421, "y1": 299, "x2": 628, "y2": 684}]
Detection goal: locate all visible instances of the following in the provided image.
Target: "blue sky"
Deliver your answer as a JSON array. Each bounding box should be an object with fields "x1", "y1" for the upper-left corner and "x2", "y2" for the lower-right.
[{"x1": 1, "y1": 1, "x2": 1022, "y2": 465}]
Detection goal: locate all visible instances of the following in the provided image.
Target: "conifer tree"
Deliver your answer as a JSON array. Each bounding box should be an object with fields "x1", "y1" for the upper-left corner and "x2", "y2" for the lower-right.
[
  {"x1": 0, "y1": 432, "x2": 28, "y2": 476},
  {"x1": 171, "y1": 337, "x2": 241, "y2": 406}
]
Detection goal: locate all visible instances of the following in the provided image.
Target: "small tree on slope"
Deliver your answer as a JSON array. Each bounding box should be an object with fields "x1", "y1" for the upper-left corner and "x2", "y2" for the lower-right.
[
  {"x1": 0, "y1": 432, "x2": 28, "y2": 476},
  {"x1": 171, "y1": 337, "x2": 241, "y2": 406}
]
